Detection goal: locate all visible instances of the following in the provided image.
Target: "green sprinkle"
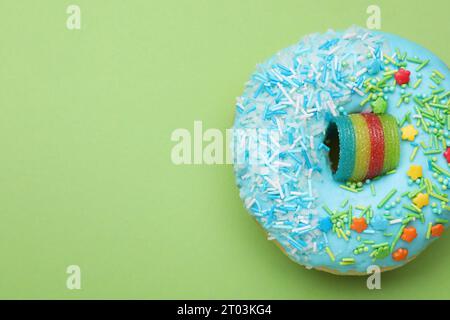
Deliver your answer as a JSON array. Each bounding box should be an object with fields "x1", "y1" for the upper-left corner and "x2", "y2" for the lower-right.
[
  {"x1": 430, "y1": 75, "x2": 442, "y2": 85},
  {"x1": 383, "y1": 54, "x2": 397, "y2": 65},
  {"x1": 370, "y1": 183, "x2": 376, "y2": 196},
  {"x1": 384, "y1": 70, "x2": 397, "y2": 76},
  {"x1": 413, "y1": 78, "x2": 422, "y2": 89},
  {"x1": 414, "y1": 96, "x2": 425, "y2": 107},
  {"x1": 325, "y1": 246, "x2": 335, "y2": 261},
  {"x1": 431, "y1": 162, "x2": 450, "y2": 177},
  {"x1": 426, "y1": 222, "x2": 433, "y2": 239},
  {"x1": 410, "y1": 146, "x2": 419, "y2": 161},
  {"x1": 424, "y1": 178, "x2": 433, "y2": 194},
  {"x1": 432, "y1": 88, "x2": 445, "y2": 95},
  {"x1": 429, "y1": 103, "x2": 448, "y2": 110},
  {"x1": 340, "y1": 198, "x2": 349, "y2": 208},
  {"x1": 434, "y1": 70, "x2": 445, "y2": 79},
  {"x1": 402, "y1": 204, "x2": 422, "y2": 214},
  {"x1": 424, "y1": 149, "x2": 442, "y2": 155},
  {"x1": 411, "y1": 203, "x2": 423, "y2": 213},
  {"x1": 430, "y1": 193, "x2": 449, "y2": 203},
  {"x1": 406, "y1": 57, "x2": 422, "y2": 64},
  {"x1": 372, "y1": 242, "x2": 389, "y2": 249},
  {"x1": 407, "y1": 213, "x2": 421, "y2": 219},
  {"x1": 391, "y1": 225, "x2": 406, "y2": 252},
  {"x1": 420, "y1": 141, "x2": 428, "y2": 149},
  {"x1": 402, "y1": 217, "x2": 414, "y2": 225},
  {"x1": 339, "y1": 185, "x2": 359, "y2": 193},
  {"x1": 436, "y1": 219, "x2": 448, "y2": 224},
  {"x1": 322, "y1": 205, "x2": 334, "y2": 216},
  {"x1": 348, "y1": 205, "x2": 353, "y2": 228},
  {"x1": 408, "y1": 185, "x2": 427, "y2": 199},
  {"x1": 416, "y1": 59, "x2": 430, "y2": 71},
  {"x1": 377, "y1": 189, "x2": 397, "y2": 208},
  {"x1": 361, "y1": 206, "x2": 371, "y2": 218}
]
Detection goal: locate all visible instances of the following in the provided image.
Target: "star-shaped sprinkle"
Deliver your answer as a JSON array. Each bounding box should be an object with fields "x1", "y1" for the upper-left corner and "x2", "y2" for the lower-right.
[
  {"x1": 351, "y1": 217, "x2": 368, "y2": 233},
  {"x1": 374, "y1": 246, "x2": 390, "y2": 260},
  {"x1": 407, "y1": 164, "x2": 423, "y2": 180},
  {"x1": 444, "y1": 147, "x2": 450, "y2": 164},
  {"x1": 371, "y1": 215, "x2": 389, "y2": 231},
  {"x1": 371, "y1": 97, "x2": 388, "y2": 114},
  {"x1": 413, "y1": 193, "x2": 429, "y2": 209},
  {"x1": 401, "y1": 226, "x2": 417, "y2": 243},
  {"x1": 394, "y1": 68, "x2": 411, "y2": 85},
  {"x1": 318, "y1": 216, "x2": 333, "y2": 233},
  {"x1": 431, "y1": 224, "x2": 444, "y2": 237},
  {"x1": 392, "y1": 248, "x2": 408, "y2": 261},
  {"x1": 401, "y1": 124, "x2": 418, "y2": 141}
]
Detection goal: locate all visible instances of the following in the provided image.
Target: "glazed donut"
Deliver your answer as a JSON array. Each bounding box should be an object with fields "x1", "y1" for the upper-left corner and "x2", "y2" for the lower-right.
[{"x1": 232, "y1": 26, "x2": 450, "y2": 275}]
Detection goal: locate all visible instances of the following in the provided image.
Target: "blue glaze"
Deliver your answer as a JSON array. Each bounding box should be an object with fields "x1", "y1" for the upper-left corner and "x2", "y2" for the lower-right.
[{"x1": 233, "y1": 26, "x2": 449, "y2": 274}]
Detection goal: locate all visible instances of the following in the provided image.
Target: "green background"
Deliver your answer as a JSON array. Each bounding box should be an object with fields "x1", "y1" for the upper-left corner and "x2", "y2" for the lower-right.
[{"x1": 0, "y1": 0, "x2": 449, "y2": 299}]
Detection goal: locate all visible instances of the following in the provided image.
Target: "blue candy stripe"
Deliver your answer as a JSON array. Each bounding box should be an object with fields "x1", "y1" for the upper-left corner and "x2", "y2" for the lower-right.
[{"x1": 333, "y1": 116, "x2": 356, "y2": 181}]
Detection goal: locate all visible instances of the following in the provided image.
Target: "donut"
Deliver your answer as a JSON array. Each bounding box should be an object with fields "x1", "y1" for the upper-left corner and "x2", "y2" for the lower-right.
[{"x1": 232, "y1": 26, "x2": 450, "y2": 275}]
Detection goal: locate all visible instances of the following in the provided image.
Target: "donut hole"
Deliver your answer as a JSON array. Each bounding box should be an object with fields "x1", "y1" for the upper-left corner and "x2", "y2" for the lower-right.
[
  {"x1": 323, "y1": 113, "x2": 400, "y2": 182},
  {"x1": 324, "y1": 122, "x2": 340, "y2": 174}
]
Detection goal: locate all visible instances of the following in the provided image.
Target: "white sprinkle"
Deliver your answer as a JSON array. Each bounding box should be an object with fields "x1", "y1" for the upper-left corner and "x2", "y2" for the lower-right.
[
  {"x1": 327, "y1": 45, "x2": 341, "y2": 55},
  {"x1": 273, "y1": 161, "x2": 292, "y2": 167},
  {"x1": 277, "y1": 83, "x2": 294, "y2": 105},
  {"x1": 275, "y1": 117, "x2": 283, "y2": 136},
  {"x1": 343, "y1": 32, "x2": 357, "y2": 39},
  {"x1": 299, "y1": 114, "x2": 314, "y2": 120},
  {"x1": 355, "y1": 67, "x2": 368, "y2": 77},
  {"x1": 327, "y1": 100, "x2": 338, "y2": 116},
  {"x1": 292, "y1": 225, "x2": 311, "y2": 233},
  {"x1": 245, "y1": 198, "x2": 256, "y2": 209},
  {"x1": 389, "y1": 218, "x2": 403, "y2": 225}
]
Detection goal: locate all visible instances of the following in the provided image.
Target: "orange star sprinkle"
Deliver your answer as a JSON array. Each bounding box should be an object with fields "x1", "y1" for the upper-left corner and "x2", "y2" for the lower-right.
[
  {"x1": 413, "y1": 193, "x2": 429, "y2": 209},
  {"x1": 407, "y1": 164, "x2": 423, "y2": 180},
  {"x1": 401, "y1": 124, "x2": 418, "y2": 141},
  {"x1": 351, "y1": 217, "x2": 368, "y2": 233},
  {"x1": 392, "y1": 248, "x2": 408, "y2": 261},
  {"x1": 401, "y1": 226, "x2": 417, "y2": 243},
  {"x1": 431, "y1": 224, "x2": 444, "y2": 237}
]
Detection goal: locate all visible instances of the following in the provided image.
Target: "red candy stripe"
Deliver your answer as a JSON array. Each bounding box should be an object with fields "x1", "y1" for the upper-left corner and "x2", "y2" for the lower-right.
[{"x1": 362, "y1": 113, "x2": 385, "y2": 179}]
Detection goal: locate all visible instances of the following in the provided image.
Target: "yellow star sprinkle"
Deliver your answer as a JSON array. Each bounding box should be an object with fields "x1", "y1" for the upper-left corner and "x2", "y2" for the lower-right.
[
  {"x1": 407, "y1": 164, "x2": 423, "y2": 180},
  {"x1": 413, "y1": 193, "x2": 429, "y2": 209},
  {"x1": 401, "y1": 124, "x2": 418, "y2": 141},
  {"x1": 406, "y1": 164, "x2": 422, "y2": 180}
]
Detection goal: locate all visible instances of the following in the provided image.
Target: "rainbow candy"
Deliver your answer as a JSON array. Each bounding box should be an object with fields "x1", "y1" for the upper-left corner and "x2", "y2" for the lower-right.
[{"x1": 327, "y1": 113, "x2": 400, "y2": 182}]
